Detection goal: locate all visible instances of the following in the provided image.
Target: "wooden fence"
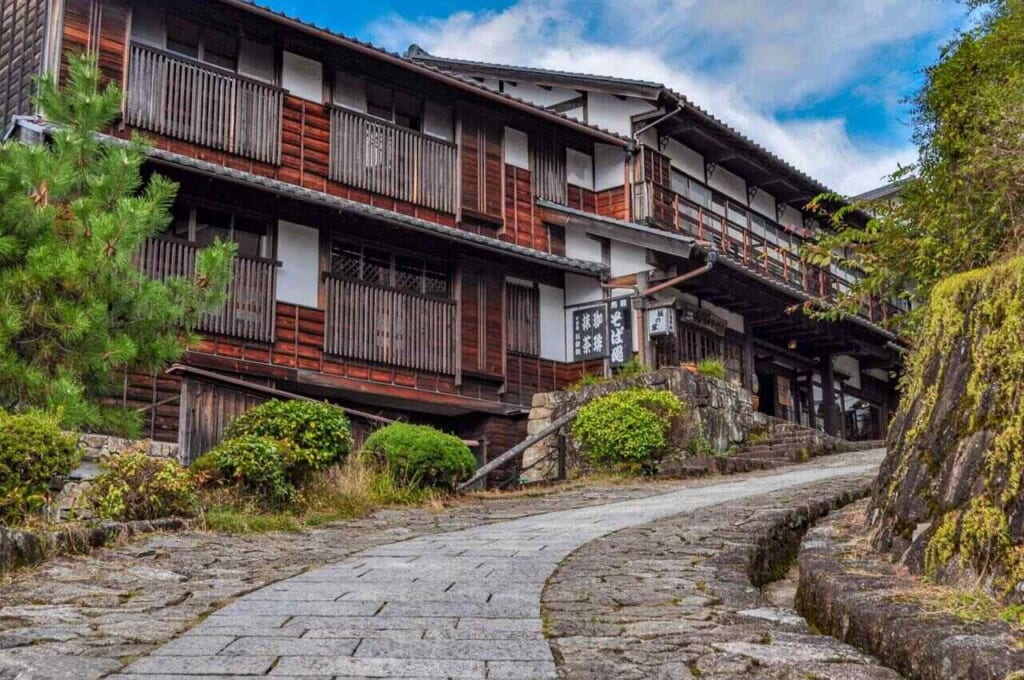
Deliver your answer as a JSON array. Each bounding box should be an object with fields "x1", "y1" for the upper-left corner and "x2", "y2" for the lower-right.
[
  {"x1": 137, "y1": 237, "x2": 277, "y2": 343},
  {"x1": 323, "y1": 275, "x2": 457, "y2": 374},
  {"x1": 125, "y1": 42, "x2": 283, "y2": 164},
  {"x1": 328, "y1": 106, "x2": 457, "y2": 213}
]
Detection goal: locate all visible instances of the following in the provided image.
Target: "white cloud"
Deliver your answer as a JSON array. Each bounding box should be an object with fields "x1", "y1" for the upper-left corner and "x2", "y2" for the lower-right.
[{"x1": 370, "y1": 0, "x2": 960, "y2": 195}]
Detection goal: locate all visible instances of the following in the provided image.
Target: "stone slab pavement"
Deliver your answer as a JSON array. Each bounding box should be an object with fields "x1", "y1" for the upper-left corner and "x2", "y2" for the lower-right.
[{"x1": 111, "y1": 449, "x2": 885, "y2": 679}]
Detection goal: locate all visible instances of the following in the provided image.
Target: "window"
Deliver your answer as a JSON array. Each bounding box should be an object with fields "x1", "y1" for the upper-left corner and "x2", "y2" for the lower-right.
[
  {"x1": 365, "y1": 82, "x2": 423, "y2": 131},
  {"x1": 150, "y1": 14, "x2": 239, "y2": 71},
  {"x1": 329, "y1": 242, "x2": 449, "y2": 298},
  {"x1": 171, "y1": 202, "x2": 271, "y2": 259},
  {"x1": 506, "y1": 282, "x2": 540, "y2": 356}
]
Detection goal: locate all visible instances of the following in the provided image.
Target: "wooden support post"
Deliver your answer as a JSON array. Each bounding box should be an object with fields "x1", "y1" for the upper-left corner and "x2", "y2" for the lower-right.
[
  {"x1": 742, "y1": 319, "x2": 755, "y2": 392},
  {"x1": 820, "y1": 353, "x2": 837, "y2": 437},
  {"x1": 555, "y1": 429, "x2": 567, "y2": 481},
  {"x1": 806, "y1": 371, "x2": 817, "y2": 431}
]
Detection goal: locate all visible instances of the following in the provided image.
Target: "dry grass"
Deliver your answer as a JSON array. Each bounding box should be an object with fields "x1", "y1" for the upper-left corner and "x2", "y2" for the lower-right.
[{"x1": 201, "y1": 457, "x2": 449, "y2": 533}]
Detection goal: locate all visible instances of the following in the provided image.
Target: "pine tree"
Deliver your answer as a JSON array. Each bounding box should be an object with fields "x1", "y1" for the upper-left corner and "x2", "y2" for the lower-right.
[{"x1": 0, "y1": 55, "x2": 236, "y2": 434}]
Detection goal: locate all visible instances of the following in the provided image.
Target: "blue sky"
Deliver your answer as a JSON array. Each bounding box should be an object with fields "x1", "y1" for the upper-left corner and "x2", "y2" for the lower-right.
[{"x1": 262, "y1": 0, "x2": 968, "y2": 194}]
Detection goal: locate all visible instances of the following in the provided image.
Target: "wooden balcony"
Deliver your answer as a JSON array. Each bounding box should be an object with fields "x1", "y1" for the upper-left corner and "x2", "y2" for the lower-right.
[
  {"x1": 323, "y1": 275, "x2": 457, "y2": 375},
  {"x1": 125, "y1": 42, "x2": 284, "y2": 164},
  {"x1": 633, "y1": 182, "x2": 898, "y2": 324},
  {"x1": 137, "y1": 237, "x2": 277, "y2": 343},
  {"x1": 328, "y1": 106, "x2": 458, "y2": 214}
]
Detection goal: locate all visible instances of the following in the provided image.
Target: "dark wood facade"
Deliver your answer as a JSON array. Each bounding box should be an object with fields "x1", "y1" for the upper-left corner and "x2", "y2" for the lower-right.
[
  {"x1": 0, "y1": 0, "x2": 49, "y2": 125},
  {"x1": 9, "y1": 0, "x2": 901, "y2": 463}
]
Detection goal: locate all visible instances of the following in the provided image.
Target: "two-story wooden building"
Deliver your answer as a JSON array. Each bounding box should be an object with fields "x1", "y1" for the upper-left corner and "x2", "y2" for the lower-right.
[{"x1": 1, "y1": 0, "x2": 901, "y2": 465}]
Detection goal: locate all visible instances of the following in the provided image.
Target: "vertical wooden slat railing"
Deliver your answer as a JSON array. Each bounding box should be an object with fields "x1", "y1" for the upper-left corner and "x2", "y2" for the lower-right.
[
  {"x1": 136, "y1": 237, "x2": 277, "y2": 343},
  {"x1": 328, "y1": 107, "x2": 457, "y2": 213},
  {"x1": 323, "y1": 275, "x2": 457, "y2": 375},
  {"x1": 125, "y1": 42, "x2": 283, "y2": 164}
]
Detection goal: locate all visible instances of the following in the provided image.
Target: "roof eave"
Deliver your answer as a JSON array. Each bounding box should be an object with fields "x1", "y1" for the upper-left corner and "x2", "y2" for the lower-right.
[{"x1": 215, "y1": 0, "x2": 629, "y2": 147}]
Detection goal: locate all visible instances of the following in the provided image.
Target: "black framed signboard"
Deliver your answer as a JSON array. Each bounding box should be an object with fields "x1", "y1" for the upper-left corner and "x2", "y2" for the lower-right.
[
  {"x1": 571, "y1": 304, "x2": 607, "y2": 361},
  {"x1": 608, "y1": 297, "x2": 633, "y2": 367}
]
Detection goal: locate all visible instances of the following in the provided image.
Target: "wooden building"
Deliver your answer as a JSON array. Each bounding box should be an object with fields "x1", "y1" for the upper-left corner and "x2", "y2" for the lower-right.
[{"x1": 2, "y1": 0, "x2": 901, "y2": 467}]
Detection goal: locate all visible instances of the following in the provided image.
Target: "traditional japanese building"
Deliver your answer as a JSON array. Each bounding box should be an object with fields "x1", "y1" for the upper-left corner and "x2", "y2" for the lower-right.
[{"x1": 1, "y1": 0, "x2": 902, "y2": 466}]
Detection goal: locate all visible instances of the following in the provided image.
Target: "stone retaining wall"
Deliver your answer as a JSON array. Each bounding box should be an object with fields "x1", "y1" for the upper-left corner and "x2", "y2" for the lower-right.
[
  {"x1": 0, "y1": 517, "x2": 195, "y2": 574},
  {"x1": 797, "y1": 500, "x2": 1024, "y2": 680},
  {"x1": 523, "y1": 367, "x2": 767, "y2": 481}
]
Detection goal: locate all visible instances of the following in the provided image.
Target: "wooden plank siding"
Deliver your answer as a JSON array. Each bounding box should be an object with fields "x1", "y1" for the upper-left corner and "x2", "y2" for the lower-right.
[
  {"x1": 459, "y1": 108, "x2": 504, "y2": 222},
  {"x1": 0, "y1": 0, "x2": 48, "y2": 124}
]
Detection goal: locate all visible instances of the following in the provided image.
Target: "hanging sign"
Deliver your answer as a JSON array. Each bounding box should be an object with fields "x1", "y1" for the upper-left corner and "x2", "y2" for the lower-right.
[
  {"x1": 608, "y1": 298, "x2": 633, "y2": 367},
  {"x1": 572, "y1": 304, "x2": 608, "y2": 361},
  {"x1": 647, "y1": 307, "x2": 676, "y2": 337}
]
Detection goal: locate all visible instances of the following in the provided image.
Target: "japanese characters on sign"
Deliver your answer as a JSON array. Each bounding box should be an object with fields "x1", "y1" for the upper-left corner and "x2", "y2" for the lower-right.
[
  {"x1": 572, "y1": 304, "x2": 607, "y2": 362},
  {"x1": 608, "y1": 298, "x2": 633, "y2": 367},
  {"x1": 647, "y1": 307, "x2": 676, "y2": 337}
]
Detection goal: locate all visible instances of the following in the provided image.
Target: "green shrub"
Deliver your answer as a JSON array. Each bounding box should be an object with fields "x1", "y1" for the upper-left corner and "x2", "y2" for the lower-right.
[
  {"x1": 0, "y1": 412, "x2": 79, "y2": 524},
  {"x1": 572, "y1": 388, "x2": 684, "y2": 475},
  {"x1": 88, "y1": 449, "x2": 197, "y2": 521},
  {"x1": 697, "y1": 358, "x2": 727, "y2": 380},
  {"x1": 615, "y1": 358, "x2": 650, "y2": 379},
  {"x1": 225, "y1": 399, "x2": 353, "y2": 474},
  {"x1": 362, "y1": 423, "x2": 476, "y2": 490},
  {"x1": 194, "y1": 436, "x2": 298, "y2": 505}
]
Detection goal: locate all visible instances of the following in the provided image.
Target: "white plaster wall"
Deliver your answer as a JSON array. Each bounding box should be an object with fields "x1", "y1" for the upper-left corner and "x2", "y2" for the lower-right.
[
  {"x1": 504, "y1": 127, "x2": 529, "y2": 169},
  {"x1": 538, "y1": 283, "x2": 567, "y2": 362},
  {"x1": 663, "y1": 138, "x2": 705, "y2": 179},
  {"x1": 708, "y1": 164, "x2": 747, "y2": 205},
  {"x1": 866, "y1": 368, "x2": 890, "y2": 383},
  {"x1": 276, "y1": 221, "x2": 320, "y2": 308},
  {"x1": 565, "y1": 229, "x2": 604, "y2": 264},
  {"x1": 609, "y1": 241, "x2": 648, "y2": 278},
  {"x1": 750, "y1": 187, "x2": 777, "y2": 220},
  {"x1": 835, "y1": 355, "x2": 862, "y2": 390},
  {"x1": 423, "y1": 101, "x2": 454, "y2": 141},
  {"x1": 503, "y1": 82, "x2": 581, "y2": 108},
  {"x1": 282, "y1": 51, "x2": 323, "y2": 103},
  {"x1": 587, "y1": 93, "x2": 657, "y2": 137},
  {"x1": 566, "y1": 148, "x2": 594, "y2": 189},
  {"x1": 594, "y1": 143, "x2": 624, "y2": 191},
  {"x1": 778, "y1": 204, "x2": 805, "y2": 233}
]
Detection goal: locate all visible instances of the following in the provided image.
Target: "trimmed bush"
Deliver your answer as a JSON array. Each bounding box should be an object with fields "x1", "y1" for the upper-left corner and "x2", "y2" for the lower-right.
[
  {"x1": 88, "y1": 449, "x2": 198, "y2": 521},
  {"x1": 194, "y1": 436, "x2": 298, "y2": 505},
  {"x1": 225, "y1": 399, "x2": 353, "y2": 474},
  {"x1": 0, "y1": 412, "x2": 79, "y2": 525},
  {"x1": 362, "y1": 423, "x2": 476, "y2": 490},
  {"x1": 571, "y1": 388, "x2": 684, "y2": 475}
]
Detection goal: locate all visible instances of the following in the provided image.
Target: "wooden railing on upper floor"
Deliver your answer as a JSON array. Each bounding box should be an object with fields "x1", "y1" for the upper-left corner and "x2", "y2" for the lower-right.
[
  {"x1": 323, "y1": 274, "x2": 457, "y2": 375},
  {"x1": 328, "y1": 106, "x2": 458, "y2": 214},
  {"x1": 125, "y1": 42, "x2": 284, "y2": 164},
  {"x1": 632, "y1": 181, "x2": 900, "y2": 324},
  {"x1": 136, "y1": 236, "x2": 278, "y2": 343}
]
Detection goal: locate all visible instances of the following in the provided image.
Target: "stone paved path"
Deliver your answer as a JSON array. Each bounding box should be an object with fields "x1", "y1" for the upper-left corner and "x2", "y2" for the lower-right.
[{"x1": 114, "y1": 449, "x2": 885, "y2": 679}]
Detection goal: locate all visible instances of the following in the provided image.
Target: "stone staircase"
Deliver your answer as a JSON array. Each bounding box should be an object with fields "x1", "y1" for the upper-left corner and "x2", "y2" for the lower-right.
[{"x1": 674, "y1": 418, "x2": 884, "y2": 478}]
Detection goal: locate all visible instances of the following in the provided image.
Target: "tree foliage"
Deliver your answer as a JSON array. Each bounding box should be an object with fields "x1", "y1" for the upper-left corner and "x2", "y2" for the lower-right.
[
  {"x1": 0, "y1": 55, "x2": 235, "y2": 433},
  {"x1": 803, "y1": 0, "x2": 1024, "y2": 337}
]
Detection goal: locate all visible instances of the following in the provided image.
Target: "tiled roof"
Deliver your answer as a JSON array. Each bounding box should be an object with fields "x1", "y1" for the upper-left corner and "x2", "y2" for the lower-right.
[
  {"x1": 406, "y1": 48, "x2": 840, "y2": 200},
  {"x1": 222, "y1": 0, "x2": 630, "y2": 145},
  {"x1": 23, "y1": 119, "x2": 606, "y2": 276}
]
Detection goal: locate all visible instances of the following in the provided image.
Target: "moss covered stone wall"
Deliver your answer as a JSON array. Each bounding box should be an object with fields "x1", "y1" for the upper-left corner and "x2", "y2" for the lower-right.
[{"x1": 870, "y1": 257, "x2": 1024, "y2": 602}]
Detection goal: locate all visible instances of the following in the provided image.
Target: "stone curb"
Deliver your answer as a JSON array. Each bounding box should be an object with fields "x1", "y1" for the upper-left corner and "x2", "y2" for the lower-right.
[
  {"x1": 0, "y1": 517, "x2": 196, "y2": 574},
  {"x1": 796, "y1": 502, "x2": 1024, "y2": 680}
]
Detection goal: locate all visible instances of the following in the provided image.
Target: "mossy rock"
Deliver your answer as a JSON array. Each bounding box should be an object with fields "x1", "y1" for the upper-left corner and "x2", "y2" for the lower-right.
[{"x1": 870, "y1": 257, "x2": 1024, "y2": 602}]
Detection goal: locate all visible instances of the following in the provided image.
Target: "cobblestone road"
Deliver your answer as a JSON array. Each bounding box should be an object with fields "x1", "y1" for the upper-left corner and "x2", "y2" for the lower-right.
[{"x1": 110, "y1": 449, "x2": 885, "y2": 679}]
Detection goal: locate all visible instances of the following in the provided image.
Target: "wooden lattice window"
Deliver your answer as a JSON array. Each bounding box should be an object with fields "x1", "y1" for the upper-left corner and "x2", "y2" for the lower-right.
[{"x1": 506, "y1": 282, "x2": 540, "y2": 356}]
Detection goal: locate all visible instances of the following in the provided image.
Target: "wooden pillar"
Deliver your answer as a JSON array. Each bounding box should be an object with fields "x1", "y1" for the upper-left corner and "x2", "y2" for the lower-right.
[
  {"x1": 742, "y1": 319, "x2": 755, "y2": 392},
  {"x1": 806, "y1": 371, "x2": 817, "y2": 431},
  {"x1": 820, "y1": 353, "x2": 837, "y2": 437}
]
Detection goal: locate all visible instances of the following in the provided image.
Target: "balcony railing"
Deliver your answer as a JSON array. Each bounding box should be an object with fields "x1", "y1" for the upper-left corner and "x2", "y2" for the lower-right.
[
  {"x1": 323, "y1": 275, "x2": 457, "y2": 375},
  {"x1": 125, "y1": 42, "x2": 284, "y2": 164},
  {"x1": 328, "y1": 106, "x2": 458, "y2": 214},
  {"x1": 137, "y1": 236, "x2": 277, "y2": 343},
  {"x1": 633, "y1": 182, "x2": 898, "y2": 324}
]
